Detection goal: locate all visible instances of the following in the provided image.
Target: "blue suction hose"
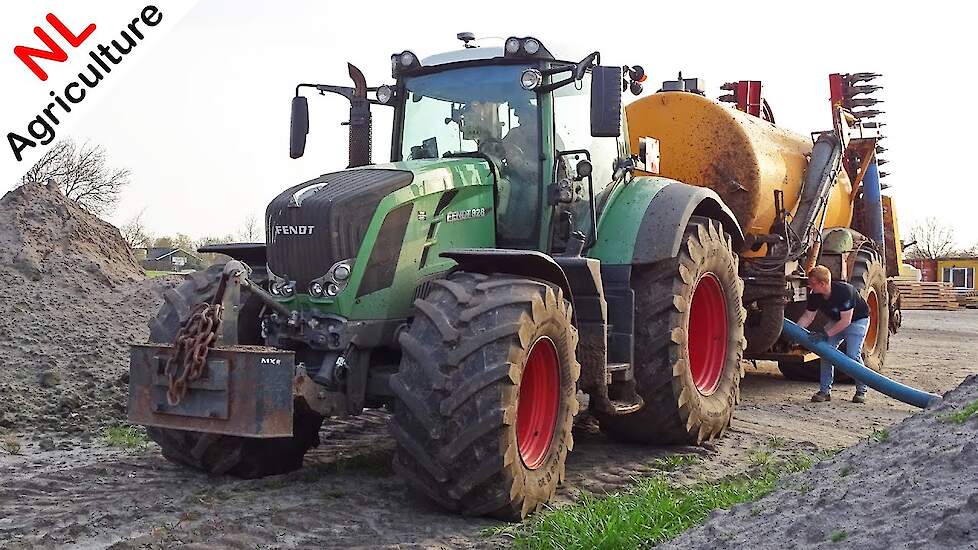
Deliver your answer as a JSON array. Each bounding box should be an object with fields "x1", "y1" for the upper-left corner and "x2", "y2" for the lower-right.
[{"x1": 781, "y1": 319, "x2": 939, "y2": 408}]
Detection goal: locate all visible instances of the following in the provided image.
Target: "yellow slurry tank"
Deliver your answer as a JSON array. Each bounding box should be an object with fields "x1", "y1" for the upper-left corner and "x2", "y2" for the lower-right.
[{"x1": 626, "y1": 91, "x2": 854, "y2": 244}]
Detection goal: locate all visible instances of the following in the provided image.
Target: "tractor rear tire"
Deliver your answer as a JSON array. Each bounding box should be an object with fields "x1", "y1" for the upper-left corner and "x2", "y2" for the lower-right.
[
  {"x1": 597, "y1": 217, "x2": 746, "y2": 444},
  {"x1": 777, "y1": 249, "x2": 889, "y2": 382},
  {"x1": 145, "y1": 263, "x2": 324, "y2": 478},
  {"x1": 390, "y1": 271, "x2": 580, "y2": 520}
]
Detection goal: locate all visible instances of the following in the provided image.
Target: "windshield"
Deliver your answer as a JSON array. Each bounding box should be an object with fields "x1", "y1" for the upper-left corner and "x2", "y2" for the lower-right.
[{"x1": 401, "y1": 64, "x2": 541, "y2": 246}]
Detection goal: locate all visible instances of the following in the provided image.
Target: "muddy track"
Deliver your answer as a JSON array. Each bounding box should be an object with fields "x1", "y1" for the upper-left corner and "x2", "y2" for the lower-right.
[{"x1": 1, "y1": 310, "x2": 975, "y2": 549}]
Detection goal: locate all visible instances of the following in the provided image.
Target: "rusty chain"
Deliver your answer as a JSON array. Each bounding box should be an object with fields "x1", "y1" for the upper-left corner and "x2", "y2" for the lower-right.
[{"x1": 165, "y1": 300, "x2": 225, "y2": 406}]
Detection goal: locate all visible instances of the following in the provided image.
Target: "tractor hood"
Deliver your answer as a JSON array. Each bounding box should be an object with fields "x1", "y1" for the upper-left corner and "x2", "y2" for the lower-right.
[{"x1": 266, "y1": 167, "x2": 415, "y2": 291}]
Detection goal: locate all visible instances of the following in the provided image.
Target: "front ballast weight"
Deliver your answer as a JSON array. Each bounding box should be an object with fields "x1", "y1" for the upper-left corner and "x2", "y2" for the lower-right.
[{"x1": 128, "y1": 261, "x2": 303, "y2": 438}]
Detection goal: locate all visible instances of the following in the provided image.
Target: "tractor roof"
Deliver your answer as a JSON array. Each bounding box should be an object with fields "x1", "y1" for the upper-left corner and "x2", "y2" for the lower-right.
[{"x1": 422, "y1": 46, "x2": 505, "y2": 66}]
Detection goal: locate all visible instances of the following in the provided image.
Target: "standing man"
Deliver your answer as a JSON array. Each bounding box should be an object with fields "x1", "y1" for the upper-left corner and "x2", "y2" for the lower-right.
[{"x1": 796, "y1": 265, "x2": 871, "y2": 403}]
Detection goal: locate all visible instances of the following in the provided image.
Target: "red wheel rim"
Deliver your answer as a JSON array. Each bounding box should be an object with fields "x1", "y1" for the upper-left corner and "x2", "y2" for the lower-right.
[
  {"x1": 516, "y1": 337, "x2": 560, "y2": 470},
  {"x1": 688, "y1": 273, "x2": 728, "y2": 395},
  {"x1": 865, "y1": 288, "x2": 880, "y2": 353}
]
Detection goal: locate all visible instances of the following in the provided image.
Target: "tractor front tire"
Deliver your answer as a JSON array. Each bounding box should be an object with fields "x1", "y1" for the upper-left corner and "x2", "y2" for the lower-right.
[
  {"x1": 390, "y1": 272, "x2": 580, "y2": 520},
  {"x1": 597, "y1": 217, "x2": 746, "y2": 444},
  {"x1": 146, "y1": 263, "x2": 324, "y2": 478}
]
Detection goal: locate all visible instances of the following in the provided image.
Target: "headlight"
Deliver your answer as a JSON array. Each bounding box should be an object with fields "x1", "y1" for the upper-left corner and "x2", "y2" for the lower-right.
[
  {"x1": 308, "y1": 259, "x2": 355, "y2": 300},
  {"x1": 520, "y1": 69, "x2": 543, "y2": 90},
  {"x1": 333, "y1": 263, "x2": 352, "y2": 281},
  {"x1": 376, "y1": 85, "x2": 393, "y2": 104},
  {"x1": 400, "y1": 51, "x2": 416, "y2": 67},
  {"x1": 505, "y1": 37, "x2": 521, "y2": 54},
  {"x1": 523, "y1": 38, "x2": 540, "y2": 55},
  {"x1": 309, "y1": 281, "x2": 325, "y2": 297},
  {"x1": 268, "y1": 270, "x2": 294, "y2": 298}
]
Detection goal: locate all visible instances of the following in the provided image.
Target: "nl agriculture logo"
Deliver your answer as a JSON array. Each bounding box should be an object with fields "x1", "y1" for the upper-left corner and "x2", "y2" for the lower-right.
[
  {"x1": 2, "y1": 3, "x2": 194, "y2": 174},
  {"x1": 7, "y1": 6, "x2": 162, "y2": 162}
]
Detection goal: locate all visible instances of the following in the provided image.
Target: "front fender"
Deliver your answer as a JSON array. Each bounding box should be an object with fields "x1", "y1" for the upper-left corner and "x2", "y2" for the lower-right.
[
  {"x1": 590, "y1": 177, "x2": 744, "y2": 265},
  {"x1": 441, "y1": 248, "x2": 572, "y2": 301}
]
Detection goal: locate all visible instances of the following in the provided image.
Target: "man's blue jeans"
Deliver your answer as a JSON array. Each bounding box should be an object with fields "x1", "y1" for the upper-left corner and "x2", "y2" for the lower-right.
[{"x1": 819, "y1": 317, "x2": 870, "y2": 395}]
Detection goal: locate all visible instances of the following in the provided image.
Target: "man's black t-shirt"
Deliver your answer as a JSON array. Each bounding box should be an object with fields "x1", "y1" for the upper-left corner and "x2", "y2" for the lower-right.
[{"x1": 806, "y1": 281, "x2": 869, "y2": 322}]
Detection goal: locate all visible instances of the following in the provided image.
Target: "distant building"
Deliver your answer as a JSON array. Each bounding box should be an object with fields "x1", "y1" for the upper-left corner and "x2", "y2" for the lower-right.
[
  {"x1": 906, "y1": 256, "x2": 977, "y2": 289},
  {"x1": 138, "y1": 247, "x2": 204, "y2": 272},
  {"x1": 938, "y1": 256, "x2": 977, "y2": 290}
]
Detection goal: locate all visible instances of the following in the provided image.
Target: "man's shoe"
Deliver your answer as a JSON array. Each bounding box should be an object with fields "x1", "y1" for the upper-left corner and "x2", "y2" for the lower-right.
[
  {"x1": 811, "y1": 391, "x2": 831, "y2": 402},
  {"x1": 853, "y1": 392, "x2": 867, "y2": 404}
]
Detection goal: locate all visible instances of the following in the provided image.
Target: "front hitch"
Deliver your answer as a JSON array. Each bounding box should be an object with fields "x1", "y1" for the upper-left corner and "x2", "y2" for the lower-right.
[{"x1": 128, "y1": 262, "x2": 301, "y2": 438}]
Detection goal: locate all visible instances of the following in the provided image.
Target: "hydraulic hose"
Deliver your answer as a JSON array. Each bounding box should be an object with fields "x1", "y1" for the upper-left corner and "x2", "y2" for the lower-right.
[
  {"x1": 781, "y1": 319, "x2": 939, "y2": 408},
  {"x1": 862, "y1": 159, "x2": 886, "y2": 255},
  {"x1": 788, "y1": 133, "x2": 843, "y2": 254}
]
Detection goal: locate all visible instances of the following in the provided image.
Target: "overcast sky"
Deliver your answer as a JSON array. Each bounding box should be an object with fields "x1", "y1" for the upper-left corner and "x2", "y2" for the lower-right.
[{"x1": 35, "y1": 0, "x2": 978, "y2": 248}]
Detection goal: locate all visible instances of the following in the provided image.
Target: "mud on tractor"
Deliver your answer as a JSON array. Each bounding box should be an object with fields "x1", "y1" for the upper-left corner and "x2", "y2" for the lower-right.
[{"x1": 129, "y1": 34, "x2": 895, "y2": 519}]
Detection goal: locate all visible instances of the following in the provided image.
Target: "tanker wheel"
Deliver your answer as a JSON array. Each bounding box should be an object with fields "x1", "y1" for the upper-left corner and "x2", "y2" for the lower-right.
[
  {"x1": 390, "y1": 271, "x2": 579, "y2": 520},
  {"x1": 597, "y1": 217, "x2": 746, "y2": 444},
  {"x1": 145, "y1": 263, "x2": 324, "y2": 478},
  {"x1": 777, "y1": 249, "x2": 889, "y2": 382}
]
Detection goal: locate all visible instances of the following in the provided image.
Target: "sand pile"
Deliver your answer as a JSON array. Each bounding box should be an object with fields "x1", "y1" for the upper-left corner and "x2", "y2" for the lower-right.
[
  {"x1": 664, "y1": 375, "x2": 978, "y2": 549},
  {"x1": 0, "y1": 182, "x2": 175, "y2": 434}
]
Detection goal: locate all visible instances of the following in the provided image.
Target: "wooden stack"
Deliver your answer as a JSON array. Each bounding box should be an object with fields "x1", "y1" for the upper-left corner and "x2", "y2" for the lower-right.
[
  {"x1": 954, "y1": 290, "x2": 978, "y2": 309},
  {"x1": 892, "y1": 279, "x2": 960, "y2": 310}
]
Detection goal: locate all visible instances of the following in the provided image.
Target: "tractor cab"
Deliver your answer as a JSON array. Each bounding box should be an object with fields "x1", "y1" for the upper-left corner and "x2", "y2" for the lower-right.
[{"x1": 291, "y1": 35, "x2": 647, "y2": 255}]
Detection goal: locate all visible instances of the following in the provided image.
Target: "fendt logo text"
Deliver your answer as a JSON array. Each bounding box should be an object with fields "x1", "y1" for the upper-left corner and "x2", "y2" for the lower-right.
[
  {"x1": 274, "y1": 225, "x2": 316, "y2": 236},
  {"x1": 6, "y1": 6, "x2": 163, "y2": 162}
]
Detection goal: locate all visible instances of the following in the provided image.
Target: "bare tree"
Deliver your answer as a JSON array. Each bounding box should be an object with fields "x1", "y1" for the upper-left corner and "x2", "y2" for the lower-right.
[
  {"x1": 906, "y1": 217, "x2": 956, "y2": 259},
  {"x1": 238, "y1": 214, "x2": 264, "y2": 242},
  {"x1": 120, "y1": 208, "x2": 151, "y2": 249},
  {"x1": 20, "y1": 139, "x2": 131, "y2": 215}
]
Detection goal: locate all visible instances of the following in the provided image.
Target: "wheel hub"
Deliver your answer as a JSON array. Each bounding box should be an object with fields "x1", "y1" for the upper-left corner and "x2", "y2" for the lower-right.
[
  {"x1": 516, "y1": 337, "x2": 559, "y2": 470},
  {"x1": 688, "y1": 273, "x2": 728, "y2": 395}
]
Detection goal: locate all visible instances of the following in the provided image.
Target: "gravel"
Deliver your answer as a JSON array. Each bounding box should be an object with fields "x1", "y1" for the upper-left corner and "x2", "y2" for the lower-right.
[
  {"x1": 664, "y1": 374, "x2": 978, "y2": 549},
  {"x1": 0, "y1": 182, "x2": 176, "y2": 434}
]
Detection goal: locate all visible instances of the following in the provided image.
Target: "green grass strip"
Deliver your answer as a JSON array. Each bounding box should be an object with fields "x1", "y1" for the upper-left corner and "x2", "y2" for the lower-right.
[
  {"x1": 942, "y1": 398, "x2": 978, "y2": 424},
  {"x1": 104, "y1": 424, "x2": 149, "y2": 450},
  {"x1": 501, "y1": 454, "x2": 817, "y2": 549}
]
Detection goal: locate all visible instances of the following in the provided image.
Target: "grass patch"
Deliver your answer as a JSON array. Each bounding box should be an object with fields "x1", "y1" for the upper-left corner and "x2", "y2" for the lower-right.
[
  {"x1": 747, "y1": 449, "x2": 773, "y2": 467},
  {"x1": 104, "y1": 424, "x2": 149, "y2": 451},
  {"x1": 650, "y1": 454, "x2": 700, "y2": 471},
  {"x1": 497, "y1": 453, "x2": 819, "y2": 549},
  {"x1": 1, "y1": 433, "x2": 22, "y2": 455},
  {"x1": 942, "y1": 399, "x2": 978, "y2": 424},
  {"x1": 766, "y1": 436, "x2": 786, "y2": 449},
  {"x1": 144, "y1": 270, "x2": 172, "y2": 278},
  {"x1": 870, "y1": 428, "x2": 890, "y2": 443},
  {"x1": 830, "y1": 530, "x2": 848, "y2": 543},
  {"x1": 839, "y1": 465, "x2": 852, "y2": 478}
]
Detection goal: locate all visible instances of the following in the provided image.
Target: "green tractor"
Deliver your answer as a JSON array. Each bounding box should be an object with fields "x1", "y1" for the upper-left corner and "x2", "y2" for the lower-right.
[{"x1": 129, "y1": 34, "x2": 746, "y2": 519}]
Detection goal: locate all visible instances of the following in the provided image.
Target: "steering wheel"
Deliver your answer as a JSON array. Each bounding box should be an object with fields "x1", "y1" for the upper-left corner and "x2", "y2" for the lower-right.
[
  {"x1": 478, "y1": 138, "x2": 509, "y2": 172},
  {"x1": 479, "y1": 137, "x2": 530, "y2": 180}
]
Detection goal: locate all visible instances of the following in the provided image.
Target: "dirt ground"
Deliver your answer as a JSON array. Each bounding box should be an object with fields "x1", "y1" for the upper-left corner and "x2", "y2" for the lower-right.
[{"x1": 1, "y1": 309, "x2": 975, "y2": 549}]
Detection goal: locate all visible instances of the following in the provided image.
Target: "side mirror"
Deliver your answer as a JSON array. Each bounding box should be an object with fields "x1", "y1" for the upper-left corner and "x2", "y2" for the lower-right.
[
  {"x1": 590, "y1": 66, "x2": 622, "y2": 138},
  {"x1": 290, "y1": 96, "x2": 309, "y2": 159}
]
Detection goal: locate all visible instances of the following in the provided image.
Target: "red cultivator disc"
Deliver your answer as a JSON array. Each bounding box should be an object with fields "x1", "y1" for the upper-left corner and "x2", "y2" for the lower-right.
[
  {"x1": 516, "y1": 337, "x2": 560, "y2": 469},
  {"x1": 688, "y1": 273, "x2": 728, "y2": 395}
]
